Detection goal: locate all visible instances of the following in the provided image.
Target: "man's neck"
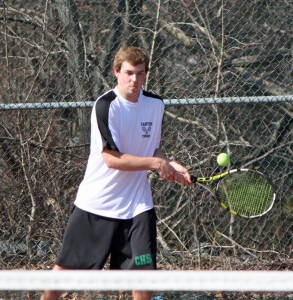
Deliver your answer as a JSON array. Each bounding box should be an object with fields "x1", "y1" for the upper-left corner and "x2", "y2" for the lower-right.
[{"x1": 115, "y1": 86, "x2": 140, "y2": 103}]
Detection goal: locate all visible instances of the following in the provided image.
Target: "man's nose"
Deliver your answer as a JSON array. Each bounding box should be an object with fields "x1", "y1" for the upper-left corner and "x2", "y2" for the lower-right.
[{"x1": 131, "y1": 74, "x2": 138, "y2": 81}]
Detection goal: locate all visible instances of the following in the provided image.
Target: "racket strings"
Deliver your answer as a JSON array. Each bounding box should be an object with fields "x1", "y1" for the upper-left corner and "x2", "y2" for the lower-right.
[{"x1": 217, "y1": 172, "x2": 274, "y2": 217}]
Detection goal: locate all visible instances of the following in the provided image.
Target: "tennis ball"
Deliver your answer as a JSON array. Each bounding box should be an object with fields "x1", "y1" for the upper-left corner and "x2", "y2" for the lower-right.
[{"x1": 217, "y1": 153, "x2": 230, "y2": 167}]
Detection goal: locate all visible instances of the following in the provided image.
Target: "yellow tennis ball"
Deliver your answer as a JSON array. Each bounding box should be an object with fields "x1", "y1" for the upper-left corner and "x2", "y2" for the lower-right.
[{"x1": 217, "y1": 153, "x2": 230, "y2": 167}]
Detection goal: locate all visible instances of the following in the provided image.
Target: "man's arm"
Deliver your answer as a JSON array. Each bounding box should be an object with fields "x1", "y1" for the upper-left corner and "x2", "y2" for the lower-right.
[
  {"x1": 102, "y1": 148, "x2": 192, "y2": 186},
  {"x1": 102, "y1": 148, "x2": 161, "y2": 171}
]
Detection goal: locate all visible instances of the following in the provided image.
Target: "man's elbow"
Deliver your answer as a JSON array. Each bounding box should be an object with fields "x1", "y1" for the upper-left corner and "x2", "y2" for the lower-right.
[{"x1": 102, "y1": 149, "x2": 120, "y2": 169}]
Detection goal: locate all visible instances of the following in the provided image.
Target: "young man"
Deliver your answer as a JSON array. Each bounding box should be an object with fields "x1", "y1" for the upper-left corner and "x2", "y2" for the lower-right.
[{"x1": 41, "y1": 46, "x2": 192, "y2": 300}]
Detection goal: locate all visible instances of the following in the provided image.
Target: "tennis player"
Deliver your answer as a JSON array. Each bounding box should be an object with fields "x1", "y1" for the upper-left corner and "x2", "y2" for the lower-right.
[{"x1": 41, "y1": 46, "x2": 192, "y2": 300}]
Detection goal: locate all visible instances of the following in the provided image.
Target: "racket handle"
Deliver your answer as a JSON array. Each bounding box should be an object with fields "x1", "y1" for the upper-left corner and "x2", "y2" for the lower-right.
[{"x1": 191, "y1": 176, "x2": 197, "y2": 183}]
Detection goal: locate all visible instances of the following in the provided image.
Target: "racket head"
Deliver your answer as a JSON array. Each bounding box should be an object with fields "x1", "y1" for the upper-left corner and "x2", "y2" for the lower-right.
[{"x1": 215, "y1": 169, "x2": 276, "y2": 218}]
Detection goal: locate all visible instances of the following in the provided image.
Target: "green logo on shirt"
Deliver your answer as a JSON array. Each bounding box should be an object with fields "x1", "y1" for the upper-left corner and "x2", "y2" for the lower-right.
[{"x1": 135, "y1": 254, "x2": 153, "y2": 266}]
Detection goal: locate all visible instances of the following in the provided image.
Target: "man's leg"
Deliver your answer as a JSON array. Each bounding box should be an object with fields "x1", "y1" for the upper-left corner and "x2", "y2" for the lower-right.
[
  {"x1": 40, "y1": 265, "x2": 66, "y2": 300},
  {"x1": 132, "y1": 290, "x2": 152, "y2": 300}
]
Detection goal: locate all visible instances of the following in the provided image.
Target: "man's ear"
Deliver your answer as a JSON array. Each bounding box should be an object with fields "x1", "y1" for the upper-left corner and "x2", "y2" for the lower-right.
[{"x1": 113, "y1": 68, "x2": 120, "y2": 78}]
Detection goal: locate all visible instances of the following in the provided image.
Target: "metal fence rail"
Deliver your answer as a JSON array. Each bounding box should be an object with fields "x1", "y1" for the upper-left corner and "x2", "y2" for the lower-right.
[
  {"x1": 0, "y1": 0, "x2": 292, "y2": 279},
  {"x1": 1, "y1": 96, "x2": 293, "y2": 111}
]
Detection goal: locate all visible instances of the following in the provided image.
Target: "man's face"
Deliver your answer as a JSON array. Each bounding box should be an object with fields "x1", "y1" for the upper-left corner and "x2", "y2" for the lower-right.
[{"x1": 114, "y1": 61, "x2": 147, "y2": 102}]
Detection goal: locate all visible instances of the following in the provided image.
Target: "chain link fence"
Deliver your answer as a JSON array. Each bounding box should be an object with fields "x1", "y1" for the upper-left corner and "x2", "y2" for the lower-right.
[{"x1": 0, "y1": 0, "x2": 292, "y2": 276}]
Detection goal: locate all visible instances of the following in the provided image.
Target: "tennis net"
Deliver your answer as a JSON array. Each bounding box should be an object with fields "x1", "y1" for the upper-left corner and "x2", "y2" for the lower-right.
[{"x1": 0, "y1": 270, "x2": 292, "y2": 299}]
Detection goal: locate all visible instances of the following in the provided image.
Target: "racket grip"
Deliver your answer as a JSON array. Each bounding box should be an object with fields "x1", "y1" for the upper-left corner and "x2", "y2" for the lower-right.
[{"x1": 191, "y1": 176, "x2": 197, "y2": 183}]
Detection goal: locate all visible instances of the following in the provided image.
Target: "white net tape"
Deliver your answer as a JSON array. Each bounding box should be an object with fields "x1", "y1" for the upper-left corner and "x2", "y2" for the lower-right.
[{"x1": 0, "y1": 270, "x2": 292, "y2": 292}]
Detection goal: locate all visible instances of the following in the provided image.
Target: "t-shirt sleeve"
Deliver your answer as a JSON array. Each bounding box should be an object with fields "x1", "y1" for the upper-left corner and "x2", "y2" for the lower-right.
[{"x1": 95, "y1": 97, "x2": 120, "y2": 152}]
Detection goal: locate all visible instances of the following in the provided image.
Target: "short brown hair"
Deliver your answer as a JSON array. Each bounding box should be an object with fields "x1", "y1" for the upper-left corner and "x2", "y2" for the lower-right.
[{"x1": 113, "y1": 46, "x2": 149, "y2": 73}]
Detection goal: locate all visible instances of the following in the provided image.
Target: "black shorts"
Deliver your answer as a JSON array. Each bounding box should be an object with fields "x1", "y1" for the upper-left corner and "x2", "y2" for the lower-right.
[{"x1": 56, "y1": 206, "x2": 157, "y2": 270}]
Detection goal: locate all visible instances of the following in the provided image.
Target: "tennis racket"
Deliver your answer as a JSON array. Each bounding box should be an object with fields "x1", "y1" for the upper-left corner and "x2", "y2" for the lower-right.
[{"x1": 191, "y1": 168, "x2": 276, "y2": 218}]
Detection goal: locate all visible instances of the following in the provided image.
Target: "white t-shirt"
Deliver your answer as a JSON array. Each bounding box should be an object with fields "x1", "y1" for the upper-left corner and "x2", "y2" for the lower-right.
[{"x1": 74, "y1": 88, "x2": 164, "y2": 219}]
